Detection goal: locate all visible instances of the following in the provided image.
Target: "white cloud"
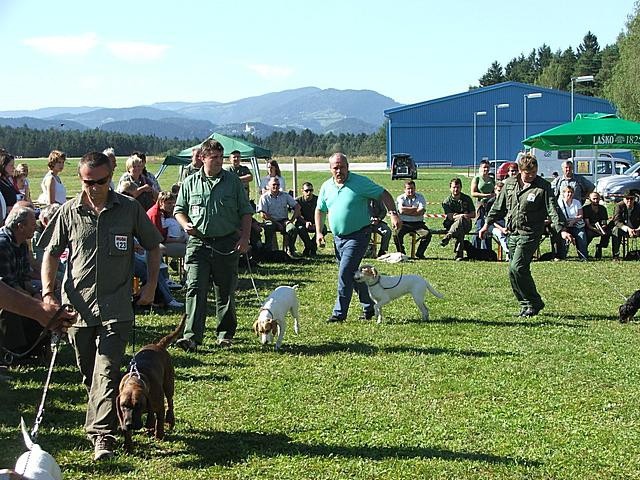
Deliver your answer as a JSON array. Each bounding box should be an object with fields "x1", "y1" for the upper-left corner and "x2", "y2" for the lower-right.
[
  {"x1": 247, "y1": 63, "x2": 294, "y2": 79},
  {"x1": 105, "y1": 41, "x2": 169, "y2": 62},
  {"x1": 22, "y1": 33, "x2": 98, "y2": 56}
]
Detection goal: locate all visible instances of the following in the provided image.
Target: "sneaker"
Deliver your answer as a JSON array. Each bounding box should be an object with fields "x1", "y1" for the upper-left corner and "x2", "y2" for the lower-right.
[
  {"x1": 175, "y1": 338, "x2": 197, "y2": 353},
  {"x1": 217, "y1": 338, "x2": 233, "y2": 348},
  {"x1": 326, "y1": 315, "x2": 345, "y2": 323},
  {"x1": 440, "y1": 236, "x2": 451, "y2": 247},
  {"x1": 167, "y1": 299, "x2": 184, "y2": 309},
  {"x1": 94, "y1": 434, "x2": 116, "y2": 461},
  {"x1": 166, "y1": 279, "x2": 183, "y2": 290}
]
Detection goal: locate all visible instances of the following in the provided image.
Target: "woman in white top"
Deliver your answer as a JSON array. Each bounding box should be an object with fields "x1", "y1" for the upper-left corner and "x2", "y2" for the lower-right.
[
  {"x1": 38, "y1": 150, "x2": 67, "y2": 205},
  {"x1": 557, "y1": 185, "x2": 588, "y2": 260},
  {"x1": 259, "y1": 160, "x2": 286, "y2": 194}
]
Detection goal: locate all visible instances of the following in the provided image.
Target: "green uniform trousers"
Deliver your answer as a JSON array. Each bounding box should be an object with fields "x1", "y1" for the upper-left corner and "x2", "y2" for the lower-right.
[
  {"x1": 507, "y1": 233, "x2": 544, "y2": 310},
  {"x1": 68, "y1": 321, "x2": 130, "y2": 438},
  {"x1": 184, "y1": 235, "x2": 239, "y2": 344}
]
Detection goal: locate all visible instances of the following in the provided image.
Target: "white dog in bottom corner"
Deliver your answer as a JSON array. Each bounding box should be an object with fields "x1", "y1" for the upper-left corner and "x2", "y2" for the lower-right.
[
  {"x1": 6, "y1": 418, "x2": 62, "y2": 480},
  {"x1": 354, "y1": 265, "x2": 443, "y2": 324},
  {"x1": 253, "y1": 285, "x2": 300, "y2": 350}
]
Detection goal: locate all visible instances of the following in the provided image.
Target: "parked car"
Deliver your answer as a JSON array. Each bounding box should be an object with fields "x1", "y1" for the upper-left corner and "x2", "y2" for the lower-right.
[
  {"x1": 390, "y1": 153, "x2": 417, "y2": 180},
  {"x1": 596, "y1": 162, "x2": 640, "y2": 200}
]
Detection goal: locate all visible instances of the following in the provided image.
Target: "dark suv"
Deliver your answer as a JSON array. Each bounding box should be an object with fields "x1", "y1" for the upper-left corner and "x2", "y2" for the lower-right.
[{"x1": 390, "y1": 153, "x2": 417, "y2": 180}]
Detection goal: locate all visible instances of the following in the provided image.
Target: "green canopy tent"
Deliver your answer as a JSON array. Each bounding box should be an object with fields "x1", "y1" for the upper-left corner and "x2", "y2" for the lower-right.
[
  {"x1": 156, "y1": 133, "x2": 272, "y2": 191},
  {"x1": 522, "y1": 113, "x2": 640, "y2": 183},
  {"x1": 522, "y1": 113, "x2": 640, "y2": 151}
]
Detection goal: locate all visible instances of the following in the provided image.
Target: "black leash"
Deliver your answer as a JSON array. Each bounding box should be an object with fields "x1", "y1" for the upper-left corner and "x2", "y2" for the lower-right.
[{"x1": 1, "y1": 304, "x2": 75, "y2": 365}]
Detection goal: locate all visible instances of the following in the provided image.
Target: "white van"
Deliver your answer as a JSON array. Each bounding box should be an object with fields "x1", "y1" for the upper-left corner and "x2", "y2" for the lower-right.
[{"x1": 517, "y1": 148, "x2": 630, "y2": 183}]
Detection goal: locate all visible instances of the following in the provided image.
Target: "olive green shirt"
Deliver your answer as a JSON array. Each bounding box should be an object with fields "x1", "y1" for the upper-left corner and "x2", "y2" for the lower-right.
[
  {"x1": 225, "y1": 163, "x2": 252, "y2": 198},
  {"x1": 485, "y1": 175, "x2": 566, "y2": 237},
  {"x1": 41, "y1": 190, "x2": 163, "y2": 326},
  {"x1": 180, "y1": 163, "x2": 201, "y2": 182},
  {"x1": 175, "y1": 167, "x2": 254, "y2": 239}
]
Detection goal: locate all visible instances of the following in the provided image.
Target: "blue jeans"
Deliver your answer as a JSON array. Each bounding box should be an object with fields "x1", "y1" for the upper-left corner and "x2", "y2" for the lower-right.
[{"x1": 332, "y1": 228, "x2": 374, "y2": 319}]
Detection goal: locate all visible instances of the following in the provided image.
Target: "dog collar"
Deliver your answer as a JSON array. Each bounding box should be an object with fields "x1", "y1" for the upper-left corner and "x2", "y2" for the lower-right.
[{"x1": 259, "y1": 308, "x2": 274, "y2": 319}]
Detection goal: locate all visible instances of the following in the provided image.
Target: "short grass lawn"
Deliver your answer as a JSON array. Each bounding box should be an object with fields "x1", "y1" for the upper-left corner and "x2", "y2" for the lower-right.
[{"x1": 1, "y1": 157, "x2": 639, "y2": 479}]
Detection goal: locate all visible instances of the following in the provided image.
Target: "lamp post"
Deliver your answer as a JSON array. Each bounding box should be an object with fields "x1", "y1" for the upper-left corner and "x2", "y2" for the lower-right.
[
  {"x1": 473, "y1": 111, "x2": 487, "y2": 172},
  {"x1": 570, "y1": 75, "x2": 594, "y2": 120},
  {"x1": 494, "y1": 103, "x2": 510, "y2": 163},
  {"x1": 523, "y1": 93, "x2": 542, "y2": 140}
]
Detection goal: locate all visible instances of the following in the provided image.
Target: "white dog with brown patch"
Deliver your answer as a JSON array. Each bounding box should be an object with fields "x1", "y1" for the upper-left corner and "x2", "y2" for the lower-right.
[
  {"x1": 354, "y1": 265, "x2": 443, "y2": 324},
  {"x1": 253, "y1": 285, "x2": 300, "y2": 350}
]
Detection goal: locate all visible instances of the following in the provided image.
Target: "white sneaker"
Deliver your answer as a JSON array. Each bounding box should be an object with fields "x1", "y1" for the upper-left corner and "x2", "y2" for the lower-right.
[{"x1": 167, "y1": 300, "x2": 184, "y2": 309}]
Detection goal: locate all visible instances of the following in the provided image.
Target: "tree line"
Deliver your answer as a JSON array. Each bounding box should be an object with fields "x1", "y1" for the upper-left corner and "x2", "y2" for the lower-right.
[
  {"x1": 0, "y1": 124, "x2": 388, "y2": 159},
  {"x1": 477, "y1": 31, "x2": 617, "y2": 98}
]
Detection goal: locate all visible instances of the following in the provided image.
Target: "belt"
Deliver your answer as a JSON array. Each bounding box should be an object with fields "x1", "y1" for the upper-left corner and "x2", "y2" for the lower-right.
[{"x1": 199, "y1": 232, "x2": 235, "y2": 241}]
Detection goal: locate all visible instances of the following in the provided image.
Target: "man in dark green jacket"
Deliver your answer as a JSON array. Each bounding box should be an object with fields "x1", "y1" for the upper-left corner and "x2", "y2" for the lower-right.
[{"x1": 479, "y1": 153, "x2": 572, "y2": 317}]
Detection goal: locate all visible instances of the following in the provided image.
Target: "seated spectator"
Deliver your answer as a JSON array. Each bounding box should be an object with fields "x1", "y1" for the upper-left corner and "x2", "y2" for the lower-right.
[
  {"x1": 295, "y1": 182, "x2": 325, "y2": 256},
  {"x1": 552, "y1": 160, "x2": 594, "y2": 204},
  {"x1": 133, "y1": 151, "x2": 161, "y2": 194},
  {"x1": 133, "y1": 243, "x2": 183, "y2": 310},
  {"x1": 117, "y1": 155, "x2": 156, "y2": 211},
  {"x1": 0, "y1": 151, "x2": 19, "y2": 215},
  {"x1": 470, "y1": 160, "x2": 495, "y2": 250},
  {"x1": 0, "y1": 206, "x2": 49, "y2": 360},
  {"x1": 147, "y1": 192, "x2": 187, "y2": 259},
  {"x1": 32, "y1": 203, "x2": 65, "y2": 283},
  {"x1": 14, "y1": 163, "x2": 31, "y2": 203},
  {"x1": 440, "y1": 177, "x2": 475, "y2": 260},
  {"x1": 369, "y1": 198, "x2": 392, "y2": 258},
  {"x1": 257, "y1": 177, "x2": 300, "y2": 255},
  {"x1": 488, "y1": 181, "x2": 509, "y2": 260},
  {"x1": 37, "y1": 150, "x2": 67, "y2": 205},
  {"x1": 394, "y1": 180, "x2": 431, "y2": 259},
  {"x1": 583, "y1": 191, "x2": 610, "y2": 260},
  {"x1": 556, "y1": 185, "x2": 587, "y2": 260},
  {"x1": 102, "y1": 147, "x2": 118, "y2": 189},
  {"x1": 611, "y1": 190, "x2": 640, "y2": 260},
  {"x1": 259, "y1": 160, "x2": 286, "y2": 194}
]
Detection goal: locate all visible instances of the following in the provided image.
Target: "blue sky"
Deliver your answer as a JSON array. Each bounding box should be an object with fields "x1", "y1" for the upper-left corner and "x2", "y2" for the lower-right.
[{"x1": 0, "y1": 0, "x2": 635, "y2": 110}]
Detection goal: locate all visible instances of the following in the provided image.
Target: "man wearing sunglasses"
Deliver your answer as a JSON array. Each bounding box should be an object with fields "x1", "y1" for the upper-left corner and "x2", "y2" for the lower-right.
[
  {"x1": 39, "y1": 151, "x2": 163, "y2": 461},
  {"x1": 295, "y1": 182, "x2": 324, "y2": 257}
]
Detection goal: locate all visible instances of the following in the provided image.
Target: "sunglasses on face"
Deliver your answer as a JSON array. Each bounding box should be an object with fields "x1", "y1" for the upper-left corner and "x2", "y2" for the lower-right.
[
  {"x1": 81, "y1": 175, "x2": 110, "y2": 186},
  {"x1": 303, "y1": 189, "x2": 313, "y2": 192}
]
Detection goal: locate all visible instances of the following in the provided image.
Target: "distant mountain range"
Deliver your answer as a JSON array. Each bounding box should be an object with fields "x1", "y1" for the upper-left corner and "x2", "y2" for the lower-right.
[{"x1": 0, "y1": 87, "x2": 401, "y2": 139}]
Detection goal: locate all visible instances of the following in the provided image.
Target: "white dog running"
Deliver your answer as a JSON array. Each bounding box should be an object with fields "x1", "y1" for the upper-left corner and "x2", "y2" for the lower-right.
[
  {"x1": 353, "y1": 265, "x2": 443, "y2": 324},
  {"x1": 4, "y1": 418, "x2": 63, "y2": 480},
  {"x1": 253, "y1": 285, "x2": 300, "y2": 350}
]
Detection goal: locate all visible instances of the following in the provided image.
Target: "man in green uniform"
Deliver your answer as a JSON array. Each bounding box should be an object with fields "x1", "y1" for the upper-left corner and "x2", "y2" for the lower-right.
[
  {"x1": 174, "y1": 139, "x2": 253, "y2": 351},
  {"x1": 479, "y1": 153, "x2": 572, "y2": 317},
  {"x1": 180, "y1": 146, "x2": 203, "y2": 182},
  {"x1": 41, "y1": 151, "x2": 162, "y2": 461},
  {"x1": 225, "y1": 149, "x2": 253, "y2": 201},
  {"x1": 441, "y1": 178, "x2": 475, "y2": 260}
]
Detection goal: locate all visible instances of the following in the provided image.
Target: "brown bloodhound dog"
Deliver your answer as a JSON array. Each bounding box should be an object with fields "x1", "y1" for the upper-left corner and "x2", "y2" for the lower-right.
[{"x1": 116, "y1": 314, "x2": 185, "y2": 451}]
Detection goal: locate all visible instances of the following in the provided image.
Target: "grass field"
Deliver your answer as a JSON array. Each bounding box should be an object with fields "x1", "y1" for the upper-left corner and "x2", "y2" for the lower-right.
[{"x1": 2, "y1": 156, "x2": 640, "y2": 479}]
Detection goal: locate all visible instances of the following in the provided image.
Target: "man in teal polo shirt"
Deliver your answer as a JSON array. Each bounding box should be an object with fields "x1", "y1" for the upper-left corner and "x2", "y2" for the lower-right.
[
  {"x1": 174, "y1": 139, "x2": 253, "y2": 350},
  {"x1": 315, "y1": 152, "x2": 401, "y2": 322}
]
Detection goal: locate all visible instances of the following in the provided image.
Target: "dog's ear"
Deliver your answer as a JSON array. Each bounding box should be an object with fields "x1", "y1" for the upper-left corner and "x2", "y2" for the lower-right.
[
  {"x1": 252, "y1": 320, "x2": 260, "y2": 335},
  {"x1": 270, "y1": 321, "x2": 279, "y2": 336},
  {"x1": 370, "y1": 266, "x2": 378, "y2": 276}
]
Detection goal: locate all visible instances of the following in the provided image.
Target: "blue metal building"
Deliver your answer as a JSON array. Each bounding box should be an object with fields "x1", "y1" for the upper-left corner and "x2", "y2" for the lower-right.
[{"x1": 383, "y1": 81, "x2": 617, "y2": 167}]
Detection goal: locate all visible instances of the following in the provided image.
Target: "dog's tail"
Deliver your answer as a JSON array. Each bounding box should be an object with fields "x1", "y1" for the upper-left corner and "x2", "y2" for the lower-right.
[
  {"x1": 20, "y1": 417, "x2": 34, "y2": 450},
  {"x1": 291, "y1": 284, "x2": 299, "y2": 290},
  {"x1": 426, "y1": 281, "x2": 445, "y2": 299},
  {"x1": 157, "y1": 314, "x2": 187, "y2": 350}
]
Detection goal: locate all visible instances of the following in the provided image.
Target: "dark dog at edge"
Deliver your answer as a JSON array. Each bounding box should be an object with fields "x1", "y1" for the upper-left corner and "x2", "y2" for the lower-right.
[
  {"x1": 462, "y1": 240, "x2": 498, "y2": 261},
  {"x1": 619, "y1": 290, "x2": 640, "y2": 323},
  {"x1": 116, "y1": 314, "x2": 185, "y2": 451}
]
